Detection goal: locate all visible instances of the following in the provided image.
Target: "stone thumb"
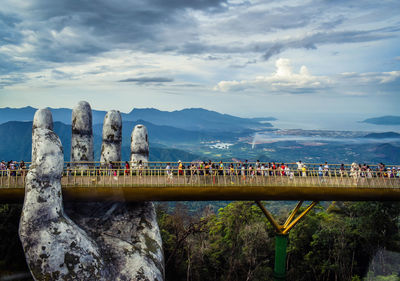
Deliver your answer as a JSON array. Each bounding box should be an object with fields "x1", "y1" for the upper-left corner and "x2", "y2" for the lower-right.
[
  {"x1": 20, "y1": 109, "x2": 106, "y2": 280},
  {"x1": 23, "y1": 108, "x2": 64, "y2": 222}
]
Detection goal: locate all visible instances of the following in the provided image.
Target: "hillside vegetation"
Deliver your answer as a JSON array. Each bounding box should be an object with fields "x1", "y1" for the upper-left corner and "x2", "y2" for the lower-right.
[{"x1": 2, "y1": 201, "x2": 399, "y2": 280}]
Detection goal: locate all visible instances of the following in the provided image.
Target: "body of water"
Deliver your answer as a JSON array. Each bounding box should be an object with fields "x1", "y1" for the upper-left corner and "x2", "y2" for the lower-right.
[{"x1": 269, "y1": 113, "x2": 400, "y2": 132}]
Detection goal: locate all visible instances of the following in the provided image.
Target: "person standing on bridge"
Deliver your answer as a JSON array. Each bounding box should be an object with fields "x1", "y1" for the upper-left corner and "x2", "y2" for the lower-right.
[
  {"x1": 244, "y1": 160, "x2": 249, "y2": 176},
  {"x1": 302, "y1": 164, "x2": 307, "y2": 177},
  {"x1": 178, "y1": 160, "x2": 183, "y2": 176},
  {"x1": 9, "y1": 160, "x2": 16, "y2": 177},
  {"x1": 339, "y1": 164, "x2": 345, "y2": 177},
  {"x1": 137, "y1": 160, "x2": 143, "y2": 177},
  {"x1": 324, "y1": 162, "x2": 329, "y2": 177},
  {"x1": 319, "y1": 165, "x2": 324, "y2": 181},
  {"x1": 350, "y1": 162, "x2": 359, "y2": 184},
  {"x1": 378, "y1": 163, "x2": 385, "y2": 177},
  {"x1": 272, "y1": 162, "x2": 277, "y2": 176},
  {"x1": 248, "y1": 164, "x2": 254, "y2": 182},
  {"x1": 204, "y1": 161, "x2": 209, "y2": 175},
  {"x1": 261, "y1": 163, "x2": 266, "y2": 177},
  {"x1": 241, "y1": 164, "x2": 246, "y2": 182},
  {"x1": 267, "y1": 162, "x2": 272, "y2": 176},
  {"x1": 218, "y1": 161, "x2": 224, "y2": 176},
  {"x1": 256, "y1": 160, "x2": 261, "y2": 176},
  {"x1": 188, "y1": 163, "x2": 196, "y2": 184},
  {"x1": 20, "y1": 160, "x2": 27, "y2": 178},
  {"x1": 166, "y1": 163, "x2": 173, "y2": 183},
  {"x1": 297, "y1": 160, "x2": 303, "y2": 176},
  {"x1": 0, "y1": 161, "x2": 5, "y2": 177},
  {"x1": 280, "y1": 163, "x2": 286, "y2": 176},
  {"x1": 367, "y1": 166, "x2": 373, "y2": 178},
  {"x1": 285, "y1": 165, "x2": 291, "y2": 179},
  {"x1": 125, "y1": 161, "x2": 130, "y2": 175},
  {"x1": 229, "y1": 164, "x2": 235, "y2": 184}
]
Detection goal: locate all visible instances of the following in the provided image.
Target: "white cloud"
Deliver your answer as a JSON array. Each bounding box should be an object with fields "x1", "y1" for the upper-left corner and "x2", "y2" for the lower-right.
[
  {"x1": 214, "y1": 58, "x2": 330, "y2": 93},
  {"x1": 339, "y1": 71, "x2": 400, "y2": 84},
  {"x1": 379, "y1": 71, "x2": 400, "y2": 83}
]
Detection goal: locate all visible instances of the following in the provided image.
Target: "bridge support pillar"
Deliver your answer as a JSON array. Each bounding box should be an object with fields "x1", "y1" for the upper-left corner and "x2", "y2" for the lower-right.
[
  {"x1": 274, "y1": 234, "x2": 288, "y2": 281},
  {"x1": 255, "y1": 200, "x2": 318, "y2": 281}
]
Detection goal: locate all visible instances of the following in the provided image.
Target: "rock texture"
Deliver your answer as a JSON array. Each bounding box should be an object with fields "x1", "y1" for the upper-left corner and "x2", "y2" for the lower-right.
[
  {"x1": 67, "y1": 108, "x2": 163, "y2": 280},
  {"x1": 65, "y1": 201, "x2": 164, "y2": 281},
  {"x1": 20, "y1": 103, "x2": 164, "y2": 281},
  {"x1": 130, "y1": 125, "x2": 149, "y2": 167},
  {"x1": 31, "y1": 108, "x2": 53, "y2": 164},
  {"x1": 100, "y1": 110, "x2": 122, "y2": 165},
  {"x1": 71, "y1": 101, "x2": 94, "y2": 168},
  {"x1": 20, "y1": 110, "x2": 106, "y2": 280}
]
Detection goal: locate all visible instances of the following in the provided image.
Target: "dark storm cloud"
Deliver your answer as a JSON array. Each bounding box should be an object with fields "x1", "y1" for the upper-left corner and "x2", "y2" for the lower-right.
[
  {"x1": 118, "y1": 77, "x2": 174, "y2": 84},
  {"x1": 0, "y1": 74, "x2": 26, "y2": 89},
  {"x1": 150, "y1": 0, "x2": 227, "y2": 10},
  {"x1": 51, "y1": 69, "x2": 74, "y2": 80},
  {"x1": 0, "y1": 53, "x2": 27, "y2": 75},
  {"x1": 262, "y1": 44, "x2": 285, "y2": 61},
  {"x1": 262, "y1": 27, "x2": 400, "y2": 60},
  {"x1": 178, "y1": 26, "x2": 398, "y2": 60},
  {"x1": 0, "y1": 0, "x2": 399, "y2": 85},
  {"x1": 0, "y1": 0, "x2": 227, "y2": 66},
  {"x1": 174, "y1": 25, "x2": 397, "y2": 62},
  {"x1": 218, "y1": 4, "x2": 315, "y2": 34},
  {"x1": 25, "y1": 0, "x2": 227, "y2": 43},
  {"x1": 0, "y1": 12, "x2": 22, "y2": 45}
]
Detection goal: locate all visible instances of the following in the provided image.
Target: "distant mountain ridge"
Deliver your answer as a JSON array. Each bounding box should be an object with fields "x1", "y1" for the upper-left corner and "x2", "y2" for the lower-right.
[
  {"x1": 363, "y1": 132, "x2": 400, "y2": 139},
  {"x1": 361, "y1": 116, "x2": 400, "y2": 125},
  {"x1": 0, "y1": 106, "x2": 273, "y2": 132},
  {"x1": 0, "y1": 121, "x2": 199, "y2": 162}
]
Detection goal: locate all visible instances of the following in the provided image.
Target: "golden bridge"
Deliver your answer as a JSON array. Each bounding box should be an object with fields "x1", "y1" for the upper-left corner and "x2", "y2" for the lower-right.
[
  {"x1": 1, "y1": 161, "x2": 399, "y2": 203},
  {"x1": 3, "y1": 161, "x2": 400, "y2": 281},
  {"x1": 12, "y1": 105, "x2": 400, "y2": 281}
]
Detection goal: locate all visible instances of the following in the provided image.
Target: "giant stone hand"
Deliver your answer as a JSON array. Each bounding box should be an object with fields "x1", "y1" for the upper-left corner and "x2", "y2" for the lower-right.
[{"x1": 19, "y1": 104, "x2": 164, "y2": 281}]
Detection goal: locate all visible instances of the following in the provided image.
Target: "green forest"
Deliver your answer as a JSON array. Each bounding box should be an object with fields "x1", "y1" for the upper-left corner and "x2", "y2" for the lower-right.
[{"x1": 1, "y1": 201, "x2": 400, "y2": 281}]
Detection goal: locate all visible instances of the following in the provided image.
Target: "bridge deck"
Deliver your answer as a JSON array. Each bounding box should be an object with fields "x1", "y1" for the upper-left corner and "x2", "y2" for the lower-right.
[{"x1": 1, "y1": 169, "x2": 399, "y2": 202}]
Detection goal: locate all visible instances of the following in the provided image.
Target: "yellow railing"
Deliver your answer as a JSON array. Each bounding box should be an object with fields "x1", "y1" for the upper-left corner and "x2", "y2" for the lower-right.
[{"x1": 1, "y1": 161, "x2": 399, "y2": 189}]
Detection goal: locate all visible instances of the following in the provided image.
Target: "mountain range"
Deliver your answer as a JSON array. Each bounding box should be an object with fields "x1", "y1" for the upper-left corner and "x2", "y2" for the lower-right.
[
  {"x1": 0, "y1": 121, "x2": 201, "y2": 162},
  {"x1": 0, "y1": 106, "x2": 274, "y2": 132},
  {"x1": 361, "y1": 116, "x2": 400, "y2": 125},
  {"x1": 0, "y1": 106, "x2": 277, "y2": 162},
  {"x1": 363, "y1": 132, "x2": 400, "y2": 139},
  {"x1": 2, "y1": 107, "x2": 400, "y2": 165}
]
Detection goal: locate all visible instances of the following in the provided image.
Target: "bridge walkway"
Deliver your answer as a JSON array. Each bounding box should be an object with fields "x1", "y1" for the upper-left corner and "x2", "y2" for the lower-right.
[{"x1": 1, "y1": 162, "x2": 399, "y2": 202}]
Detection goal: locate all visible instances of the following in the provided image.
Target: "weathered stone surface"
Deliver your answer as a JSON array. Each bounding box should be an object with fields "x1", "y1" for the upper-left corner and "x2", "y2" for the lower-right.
[
  {"x1": 67, "y1": 119, "x2": 164, "y2": 281},
  {"x1": 65, "y1": 201, "x2": 164, "y2": 281},
  {"x1": 100, "y1": 110, "x2": 122, "y2": 165},
  {"x1": 32, "y1": 108, "x2": 53, "y2": 132},
  {"x1": 32, "y1": 108, "x2": 53, "y2": 163},
  {"x1": 20, "y1": 106, "x2": 164, "y2": 281},
  {"x1": 71, "y1": 101, "x2": 93, "y2": 167},
  {"x1": 19, "y1": 115, "x2": 106, "y2": 280},
  {"x1": 130, "y1": 124, "x2": 149, "y2": 167}
]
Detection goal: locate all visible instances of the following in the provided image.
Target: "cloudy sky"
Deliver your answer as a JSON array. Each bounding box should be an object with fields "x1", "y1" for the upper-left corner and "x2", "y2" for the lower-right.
[{"x1": 0, "y1": 0, "x2": 399, "y2": 119}]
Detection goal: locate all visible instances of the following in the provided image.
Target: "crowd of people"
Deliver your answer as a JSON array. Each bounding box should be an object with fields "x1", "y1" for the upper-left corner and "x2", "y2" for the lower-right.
[
  {"x1": 163, "y1": 160, "x2": 400, "y2": 183},
  {"x1": 348, "y1": 162, "x2": 400, "y2": 179},
  {"x1": 165, "y1": 160, "x2": 312, "y2": 179},
  {"x1": 0, "y1": 160, "x2": 27, "y2": 176},
  {"x1": 1, "y1": 159, "x2": 399, "y2": 181}
]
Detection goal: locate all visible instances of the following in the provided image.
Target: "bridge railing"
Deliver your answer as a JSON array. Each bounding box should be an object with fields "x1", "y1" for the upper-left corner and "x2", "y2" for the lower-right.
[{"x1": 0, "y1": 162, "x2": 399, "y2": 189}]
